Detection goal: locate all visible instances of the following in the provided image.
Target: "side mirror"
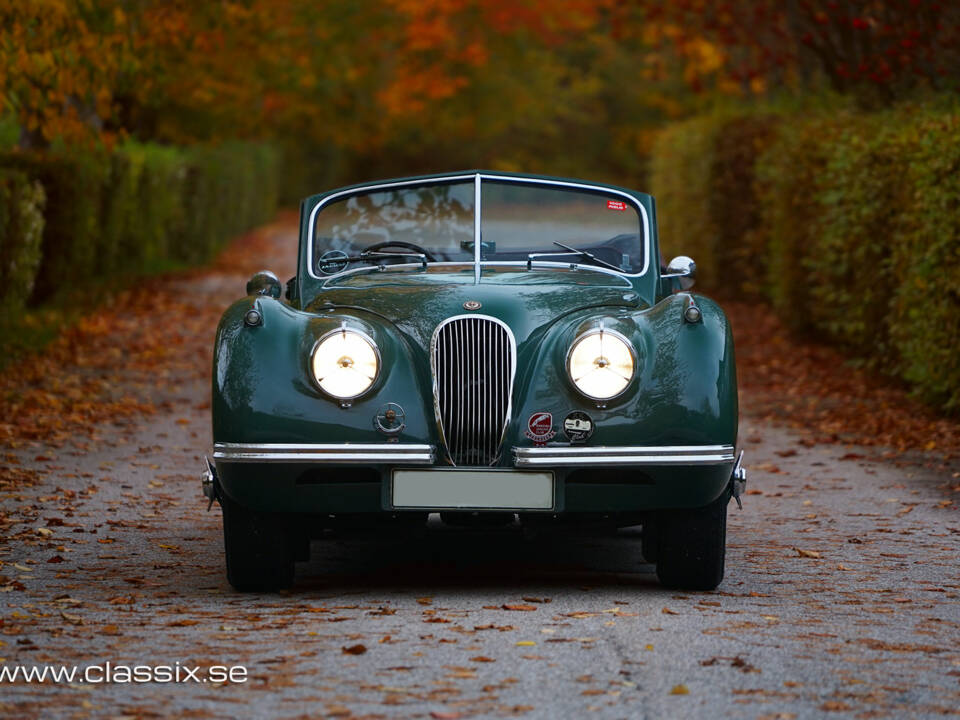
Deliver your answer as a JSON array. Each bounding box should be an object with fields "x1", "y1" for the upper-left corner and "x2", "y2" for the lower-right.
[
  {"x1": 246, "y1": 270, "x2": 282, "y2": 298},
  {"x1": 663, "y1": 256, "x2": 696, "y2": 290}
]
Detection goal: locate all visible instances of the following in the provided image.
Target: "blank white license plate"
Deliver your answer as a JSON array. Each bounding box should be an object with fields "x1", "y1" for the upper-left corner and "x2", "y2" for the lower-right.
[{"x1": 391, "y1": 470, "x2": 554, "y2": 510}]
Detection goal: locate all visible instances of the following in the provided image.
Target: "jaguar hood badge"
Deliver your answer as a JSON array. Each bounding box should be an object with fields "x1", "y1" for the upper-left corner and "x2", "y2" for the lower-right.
[{"x1": 463, "y1": 300, "x2": 482, "y2": 310}]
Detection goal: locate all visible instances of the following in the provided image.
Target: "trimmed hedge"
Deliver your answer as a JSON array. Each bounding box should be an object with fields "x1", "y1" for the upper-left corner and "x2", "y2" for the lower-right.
[
  {"x1": 0, "y1": 141, "x2": 279, "y2": 304},
  {"x1": 651, "y1": 100, "x2": 960, "y2": 413},
  {"x1": 0, "y1": 170, "x2": 46, "y2": 310},
  {"x1": 649, "y1": 116, "x2": 721, "y2": 284}
]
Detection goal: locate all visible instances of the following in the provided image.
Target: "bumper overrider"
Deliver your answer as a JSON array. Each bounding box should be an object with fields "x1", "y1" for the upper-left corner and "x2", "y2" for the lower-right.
[{"x1": 205, "y1": 442, "x2": 745, "y2": 515}]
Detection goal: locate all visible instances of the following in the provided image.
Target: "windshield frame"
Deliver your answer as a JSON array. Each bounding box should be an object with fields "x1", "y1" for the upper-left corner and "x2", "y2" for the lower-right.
[{"x1": 305, "y1": 173, "x2": 650, "y2": 282}]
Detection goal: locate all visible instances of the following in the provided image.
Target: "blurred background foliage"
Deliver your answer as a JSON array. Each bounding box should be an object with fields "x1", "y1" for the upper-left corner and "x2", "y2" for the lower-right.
[{"x1": 0, "y1": 0, "x2": 958, "y2": 410}]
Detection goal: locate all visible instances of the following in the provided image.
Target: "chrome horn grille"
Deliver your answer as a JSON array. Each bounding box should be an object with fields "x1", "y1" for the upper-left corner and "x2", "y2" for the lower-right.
[{"x1": 431, "y1": 315, "x2": 516, "y2": 466}]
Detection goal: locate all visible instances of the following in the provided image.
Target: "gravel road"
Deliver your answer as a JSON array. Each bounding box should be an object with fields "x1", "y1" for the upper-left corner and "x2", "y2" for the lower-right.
[{"x1": 1, "y1": 221, "x2": 958, "y2": 719}]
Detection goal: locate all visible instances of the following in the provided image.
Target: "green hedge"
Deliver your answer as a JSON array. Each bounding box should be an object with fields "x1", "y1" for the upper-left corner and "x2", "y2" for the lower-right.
[
  {"x1": 651, "y1": 100, "x2": 960, "y2": 413},
  {"x1": 0, "y1": 170, "x2": 46, "y2": 310},
  {"x1": 0, "y1": 141, "x2": 279, "y2": 304},
  {"x1": 649, "y1": 116, "x2": 721, "y2": 284}
]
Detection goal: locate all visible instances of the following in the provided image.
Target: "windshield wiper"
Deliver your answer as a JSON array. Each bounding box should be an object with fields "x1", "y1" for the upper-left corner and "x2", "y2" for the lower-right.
[
  {"x1": 318, "y1": 250, "x2": 428, "y2": 273},
  {"x1": 525, "y1": 241, "x2": 623, "y2": 272}
]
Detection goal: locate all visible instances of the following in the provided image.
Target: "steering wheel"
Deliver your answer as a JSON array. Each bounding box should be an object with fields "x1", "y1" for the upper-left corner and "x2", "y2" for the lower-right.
[{"x1": 364, "y1": 240, "x2": 437, "y2": 263}]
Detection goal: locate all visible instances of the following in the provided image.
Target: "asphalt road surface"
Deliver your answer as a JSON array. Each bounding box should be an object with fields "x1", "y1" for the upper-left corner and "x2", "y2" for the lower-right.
[{"x1": 1, "y1": 221, "x2": 958, "y2": 719}]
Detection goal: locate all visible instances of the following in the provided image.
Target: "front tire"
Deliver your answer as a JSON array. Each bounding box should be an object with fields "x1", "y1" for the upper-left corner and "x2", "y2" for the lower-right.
[
  {"x1": 654, "y1": 490, "x2": 728, "y2": 591},
  {"x1": 221, "y1": 492, "x2": 295, "y2": 591}
]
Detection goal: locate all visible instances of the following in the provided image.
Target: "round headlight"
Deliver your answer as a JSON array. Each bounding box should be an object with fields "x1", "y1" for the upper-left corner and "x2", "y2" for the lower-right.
[
  {"x1": 311, "y1": 328, "x2": 380, "y2": 399},
  {"x1": 567, "y1": 328, "x2": 635, "y2": 400}
]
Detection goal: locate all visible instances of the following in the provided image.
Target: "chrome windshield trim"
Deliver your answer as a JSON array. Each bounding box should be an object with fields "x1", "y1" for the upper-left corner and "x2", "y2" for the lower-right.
[
  {"x1": 479, "y1": 260, "x2": 634, "y2": 280},
  {"x1": 473, "y1": 173, "x2": 481, "y2": 284},
  {"x1": 214, "y1": 443, "x2": 435, "y2": 464},
  {"x1": 513, "y1": 445, "x2": 735, "y2": 467},
  {"x1": 318, "y1": 260, "x2": 633, "y2": 286},
  {"x1": 306, "y1": 174, "x2": 650, "y2": 281},
  {"x1": 318, "y1": 261, "x2": 474, "y2": 286}
]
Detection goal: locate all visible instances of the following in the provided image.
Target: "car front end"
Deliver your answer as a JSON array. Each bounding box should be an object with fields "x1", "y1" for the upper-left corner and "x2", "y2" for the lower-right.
[{"x1": 206, "y1": 171, "x2": 744, "y2": 591}]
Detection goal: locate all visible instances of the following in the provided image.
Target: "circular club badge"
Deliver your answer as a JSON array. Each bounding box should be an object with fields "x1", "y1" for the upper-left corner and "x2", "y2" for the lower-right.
[
  {"x1": 525, "y1": 412, "x2": 556, "y2": 446},
  {"x1": 562, "y1": 410, "x2": 594, "y2": 443}
]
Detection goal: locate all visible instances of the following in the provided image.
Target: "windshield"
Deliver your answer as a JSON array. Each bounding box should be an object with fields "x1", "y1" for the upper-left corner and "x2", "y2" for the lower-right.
[
  {"x1": 311, "y1": 177, "x2": 644, "y2": 275},
  {"x1": 480, "y1": 181, "x2": 643, "y2": 272},
  {"x1": 313, "y1": 181, "x2": 474, "y2": 272}
]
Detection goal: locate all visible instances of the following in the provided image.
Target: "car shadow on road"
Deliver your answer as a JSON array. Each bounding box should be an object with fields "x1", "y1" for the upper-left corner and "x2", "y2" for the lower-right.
[{"x1": 289, "y1": 522, "x2": 662, "y2": 594}]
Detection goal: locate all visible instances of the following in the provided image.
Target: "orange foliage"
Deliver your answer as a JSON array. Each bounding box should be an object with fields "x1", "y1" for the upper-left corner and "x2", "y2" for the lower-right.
[{"x1": 2, "y1": 2, "x2": 955, "y2": 153}]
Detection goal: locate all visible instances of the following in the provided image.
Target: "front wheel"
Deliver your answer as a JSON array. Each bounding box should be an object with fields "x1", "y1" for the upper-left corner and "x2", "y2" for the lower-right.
[
  {"x1": 654, "y1": 491, "x2": 728, "y2": 591},
  {"x1": 221, "y1": 492, "x2": 296, "y2": 591}
]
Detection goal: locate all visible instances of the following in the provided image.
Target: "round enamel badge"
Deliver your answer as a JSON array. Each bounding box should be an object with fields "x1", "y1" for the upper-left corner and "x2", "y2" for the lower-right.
[
  {"x1": 562, "y1": 411, "x2": 594, "y2": 443},
  {"x1": 524, "y1": 412, "x2": 556, "y2": 446}
]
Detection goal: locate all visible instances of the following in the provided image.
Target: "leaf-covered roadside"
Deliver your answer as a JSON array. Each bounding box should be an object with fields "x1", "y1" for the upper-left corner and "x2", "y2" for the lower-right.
[
  {"x1": 731, "y1": 299, "x2": 960, "y2": 467},
  {"x1": 0, "y1": 215, "x2": 295, "y2": 473}
]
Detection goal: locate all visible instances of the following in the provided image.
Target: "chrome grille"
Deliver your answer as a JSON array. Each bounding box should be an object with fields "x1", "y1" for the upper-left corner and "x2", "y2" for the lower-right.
[{"x1": 432, "y1": 315, "x2": 515, "y2": 466}]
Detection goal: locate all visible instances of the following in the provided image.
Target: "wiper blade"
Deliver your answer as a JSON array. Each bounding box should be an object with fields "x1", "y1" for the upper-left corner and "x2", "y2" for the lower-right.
[
  {"x1": 525, "y1": 242, "x2": 622, "y2": 272},
  {"x1": 318, "y1": 250, "x2": 428, "y2": 272},
  {"x1": 552, "y1": 242, "x2": 623, "y2": 271}
]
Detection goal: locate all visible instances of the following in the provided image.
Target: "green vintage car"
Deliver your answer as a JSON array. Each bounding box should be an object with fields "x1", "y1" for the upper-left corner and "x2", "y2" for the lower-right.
[{"x1": 203, "y1": 171, "x2": 745, "y2": 592}]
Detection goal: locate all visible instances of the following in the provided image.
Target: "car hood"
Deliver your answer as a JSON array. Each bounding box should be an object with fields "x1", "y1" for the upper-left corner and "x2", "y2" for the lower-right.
[{"x1": 304, "y1": 268, "x2": 643, "y2": 346}]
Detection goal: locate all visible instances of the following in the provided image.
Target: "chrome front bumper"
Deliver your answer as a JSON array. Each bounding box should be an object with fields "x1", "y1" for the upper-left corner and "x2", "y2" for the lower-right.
[
  {"x1": 213, "y1": 442, "x2": 735, "y2": 467},
  {"x1": 513, "y1": 444, "x2": 735, "y2": 467},
  {"x1": 213, "y1": 443, "x2": 436, "y2": 464}
]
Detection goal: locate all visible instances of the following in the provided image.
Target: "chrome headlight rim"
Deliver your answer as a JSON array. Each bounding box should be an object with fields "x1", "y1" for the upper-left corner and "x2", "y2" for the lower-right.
[
  {"x1": 565, "y1": 326, "x2": 637, "y2": 402},
  {"x1": 309, "y1": 325, "x2": 382, "y2": 401}
]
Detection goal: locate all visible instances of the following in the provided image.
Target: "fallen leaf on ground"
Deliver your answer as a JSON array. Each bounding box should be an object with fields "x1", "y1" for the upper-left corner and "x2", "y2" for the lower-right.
[
  {"x1": 342, "y1": 644, "x2": 367, "y2": 655},
  {"x1": 821, "y1": 701, "x2": 853, "y2": 711},
  {"x1": 794, "y1": 548, "x2": 821, "y2": 558},
  {"x1": 670, "y1": 684, "x2": 689, "y2": 695}
]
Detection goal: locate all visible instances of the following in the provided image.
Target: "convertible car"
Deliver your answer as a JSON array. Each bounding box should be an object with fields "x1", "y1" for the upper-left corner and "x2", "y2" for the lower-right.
[{"x1": 202, "y1": 171, "x2": 745, "y2": 592}]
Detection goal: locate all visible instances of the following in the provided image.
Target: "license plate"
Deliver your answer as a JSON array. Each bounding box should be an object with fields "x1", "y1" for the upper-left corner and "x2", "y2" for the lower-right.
[{"x1": 391, "y1": 470, "x2": 554, "y2": 510}]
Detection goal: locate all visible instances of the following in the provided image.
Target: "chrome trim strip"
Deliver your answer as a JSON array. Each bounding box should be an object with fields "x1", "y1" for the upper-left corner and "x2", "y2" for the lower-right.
[
  {"x1": 473, "y1": 173, "x2": 481, "y2": 284},
  {"x1": 320, "y1": 259, "x2": 635, "y2": 286},
  {"x1": 307, "y1": 173, "x2": 650, "y2": 281},
  {"x1": 513, "y1": 444, "x2": 735, "y2": 467},
  {"x1": 213, "y1": 443, "x2": 435, "y2": 464},
  {"x1": 319, "y1": 261, "x2": 472, "y2": 287}
]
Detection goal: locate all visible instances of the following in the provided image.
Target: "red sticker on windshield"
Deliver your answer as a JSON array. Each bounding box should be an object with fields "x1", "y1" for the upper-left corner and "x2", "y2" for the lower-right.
[{"x1": 607, "y1": 200, "x2": 627, "y2": 211}]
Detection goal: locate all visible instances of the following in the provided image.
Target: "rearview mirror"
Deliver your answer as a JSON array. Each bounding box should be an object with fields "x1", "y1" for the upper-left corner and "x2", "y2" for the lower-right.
[
  {"x1": 246, "y1": 270, "x2": 282, "y2": 298},
  {"x1": 663, "y1": 256, "x2": 696, "y2": 290}
]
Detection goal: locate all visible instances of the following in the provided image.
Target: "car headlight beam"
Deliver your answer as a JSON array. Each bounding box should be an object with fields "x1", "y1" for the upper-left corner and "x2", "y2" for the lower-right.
[
  {"x1": 311, "y1": 327, "x2": 380, "y2": 400},
  {"x1": 567, "y1": 327, "x2": 635, "y2": 400}
]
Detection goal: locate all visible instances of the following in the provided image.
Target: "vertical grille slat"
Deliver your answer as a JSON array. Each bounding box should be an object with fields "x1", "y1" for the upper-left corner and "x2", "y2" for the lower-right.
[{"x1": 432, "y1": 316, "x2": 514, "y2": 466}]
